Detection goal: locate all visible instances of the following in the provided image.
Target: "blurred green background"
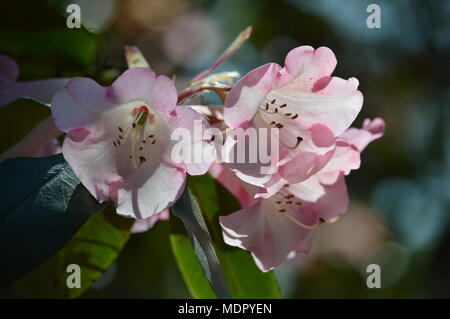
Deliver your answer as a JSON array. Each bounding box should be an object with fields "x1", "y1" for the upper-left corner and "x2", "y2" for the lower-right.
[{"x1": 2, "y1": 0, "x2": 450, "y2": 298}]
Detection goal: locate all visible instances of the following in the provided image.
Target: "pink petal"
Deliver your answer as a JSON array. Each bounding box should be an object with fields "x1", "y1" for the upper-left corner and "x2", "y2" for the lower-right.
[
  {"x1": 299, "y1": 173, "x2": 349, "y2": 222},
  {"x1": 111, "y1": 68, "x2": 177, "y2": 115},
  {"x1": 131, "y1": 209, "x2": 170, "y2": 233},
  {"x1": 224, "y1": 63, "x2": 281, "y2": 128},
  {"x1": 268, "y1": 75, "x2": 363, "y2": 137},
  {"x1": 220, "y1": 200, "x2": 312, "y2": 272},
  {"x1": 168, "y1": 106, "x2": 214, "y2": 175},
  {"x1": 339, "y1": 117, "x2": 386, "y2": 152},
  {"x1": 51, "y1": 77, "x2": 113, "y2": 131},
  {"x1": 280, "y1": 46, "x2": 337, "y2": 88}
]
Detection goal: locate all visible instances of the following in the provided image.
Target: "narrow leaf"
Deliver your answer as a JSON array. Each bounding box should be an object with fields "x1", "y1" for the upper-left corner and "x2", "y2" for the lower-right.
[
  {"x1": 188, "y1": 174, "x2": 282, "y2": 298},
  {"x1": 169, "y1": 216, "x2": 217, "y2": 299},
  {"x1": 170, "y1": 188, "x2": 231, "y2": 299}
]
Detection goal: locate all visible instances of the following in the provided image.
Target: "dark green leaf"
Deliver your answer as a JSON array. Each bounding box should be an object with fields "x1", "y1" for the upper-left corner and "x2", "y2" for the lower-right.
[
  {"x1": 188, "y1": 174, "x2": 282, "y2": 299},
  {"x1": 0, "y1": 98, "x2": 51, "y2": 154},
  {"x1": 0, "y1": 155, "x2": 103, "y2": 287},
  {"x1": 10, "y1": 203, "x2": 133, "y2": 298}
]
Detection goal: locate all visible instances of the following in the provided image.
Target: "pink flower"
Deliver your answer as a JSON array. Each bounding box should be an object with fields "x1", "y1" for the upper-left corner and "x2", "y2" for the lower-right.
[
  {"x1": 223, "y1": 46, "x2": 363, "y2": 185},
  {"x1": 216, "y1": 118, "x2": 385, "y2": 271},
  {"x1": 0, "y1": 54, "x2": 67, "y2": 107},
  {"x1": 51, "y1": 67, "x2": 212, "y2": 219}
]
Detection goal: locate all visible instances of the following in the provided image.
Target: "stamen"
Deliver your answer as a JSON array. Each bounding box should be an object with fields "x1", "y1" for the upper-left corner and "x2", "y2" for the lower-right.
[
  {"x1": 285, "y1": 136, "x2": 303, "y2": 149},
  {"x1": 281, "y1": 212, "x2": 320, "y2": 230}
]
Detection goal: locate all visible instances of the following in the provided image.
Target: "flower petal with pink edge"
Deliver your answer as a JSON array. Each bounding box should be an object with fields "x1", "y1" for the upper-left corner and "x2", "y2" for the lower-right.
[
  {"x1": 224, "y1": 63, "x2": 281, "y2": 128},
  {"x1": 266, "y1": 75, "x2": 363, "y2": 138},
  {"x1": 168, "y1": 106, "x2": 214, "y2": 175},
  {"x1": 131, "y1": 209, "x2": 170, "y2": 233},
  {"x1": 338, "y1": 117, "x2": 386, "y2": 152},
  {"x1": 279, "y1": 46, "x2": 337, "y2": 88},
  {"x1": 220, "y1": 200, "x2": 312, "y2": 272},
  {"x1": 111, "y1": 68, "x2": 177, "y2": 114}
]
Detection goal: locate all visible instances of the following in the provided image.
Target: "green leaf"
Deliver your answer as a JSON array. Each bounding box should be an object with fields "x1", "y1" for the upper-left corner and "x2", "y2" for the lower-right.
[
  {"x1": 0, "y1": 98, "x2": 51, "y2": 154},
  {"x1": 170, "y1": 189, "x2": 231, "y2": 298},
  {"x1": 169, "y1": 216, "x2": 217, "y2": 299},
  {"x1": 10, "y1": 203, "x2": 133, "y2": 298},
  {"x1": 188, "y1": 174, "x2": 283, "y2": 299},
  {"x1": 0, "y1": 154, "x2": 103, "y2": 287}
]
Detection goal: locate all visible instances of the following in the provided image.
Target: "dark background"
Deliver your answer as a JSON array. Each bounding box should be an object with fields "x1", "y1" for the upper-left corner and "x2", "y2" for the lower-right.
[{"x1": 2, "y1": 0, "x2": 450, "y2": 298}]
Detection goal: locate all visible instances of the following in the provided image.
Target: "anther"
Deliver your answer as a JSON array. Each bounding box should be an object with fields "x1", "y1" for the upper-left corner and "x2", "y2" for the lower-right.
[
  {"x1": 286, "y1": 136, "x2": 303, "y2": 149},
  {"x1": 151, "y1": 141, "x2": 156, "y2": 144},
  {"x1": 139, "y1": 147, "x2": 143, "y2": 151},
  {"x1": 278, "y1": 209, "x2": 286, "y2": 213},
  {"x1": 319, "y1": 218, "x2": 325, "y2": 223},
  {"x1": 118, "y1": 127, "x2": 123, "y2": 133},
  {"x1": 275, "y1": 201, "x2": 282, "y2": 204},
  {"x1": 291, "y1": 114, "x2": 298, "y2": 119},
  {"x1": 286, "y1": 201, "x2": 293, "y2": 204},
  {"x1": 294, "y1": 202, "x2": 302, "y2": 205},
  {"x1": 119, "y1": 135, "x2": 124, "y2": 140},
  {"x1": 113, "y1": 141, "x2": 117, "y2": 147},
  {"x1": 132, "y1": 123, "x2": 136, "y2": 128},
  {"x1": 279, "y1": 104, "x2": 287, "y2": 108}
]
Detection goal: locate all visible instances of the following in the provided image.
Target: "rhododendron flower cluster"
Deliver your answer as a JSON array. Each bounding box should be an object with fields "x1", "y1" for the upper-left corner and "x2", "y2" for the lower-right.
[
  {"x1": 0, "y1": 28, "x2": 384, "y2": 272},
  {"x1": 216, "y1": 46, "x2": 385, "y2": 271}
]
